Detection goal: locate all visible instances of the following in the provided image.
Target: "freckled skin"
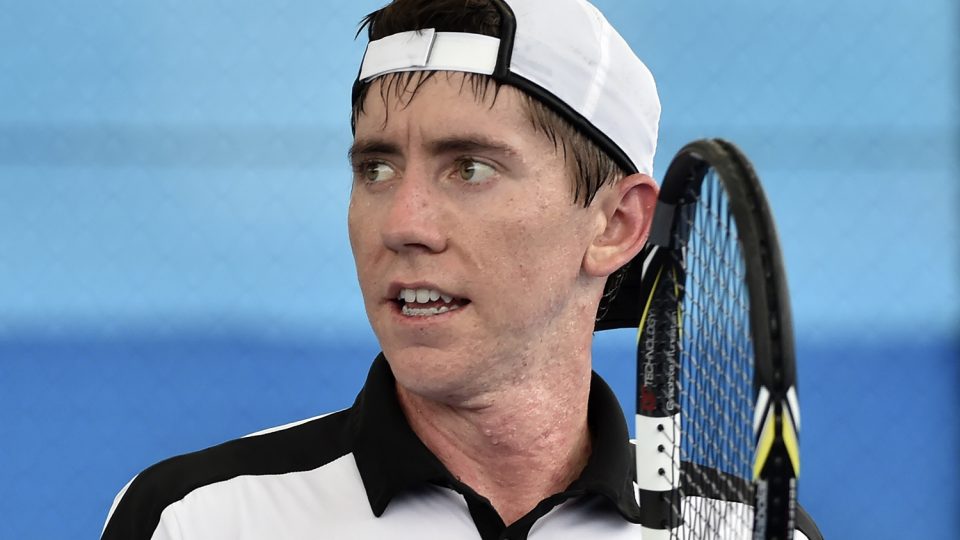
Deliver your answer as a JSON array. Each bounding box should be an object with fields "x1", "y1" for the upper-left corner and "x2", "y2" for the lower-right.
[
  {"x1": 348, "y1": 72, "x2": 657, "y2": 524},
  {"x1": 348, "y1": 73, "x2": 603, "y2": 405}
]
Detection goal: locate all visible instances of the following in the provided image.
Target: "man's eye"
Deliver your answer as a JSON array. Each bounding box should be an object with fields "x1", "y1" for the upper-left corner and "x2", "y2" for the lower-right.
[
  {"x1": 456, "y1": 160, "x2": 496, "y2": 183},
  {"x1": 361, "y1": 161, "x2": 396, "y2": 183}
]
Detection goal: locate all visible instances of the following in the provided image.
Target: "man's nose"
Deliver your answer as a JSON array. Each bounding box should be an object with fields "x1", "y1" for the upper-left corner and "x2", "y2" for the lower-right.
[{"x1": 380, "y1": 170, "x2": 447, "y2": 254}]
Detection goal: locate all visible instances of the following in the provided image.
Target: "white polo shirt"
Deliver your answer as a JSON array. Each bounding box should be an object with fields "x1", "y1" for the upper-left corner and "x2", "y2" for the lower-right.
[{"x1": 101, "y1": 355, "x2": 820, "y2": 540}]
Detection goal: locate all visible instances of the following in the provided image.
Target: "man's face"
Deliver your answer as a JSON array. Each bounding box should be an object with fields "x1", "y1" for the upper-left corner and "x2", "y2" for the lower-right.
[{"x1": 348, "y1": 73, "x2": 604, "y2": 402}]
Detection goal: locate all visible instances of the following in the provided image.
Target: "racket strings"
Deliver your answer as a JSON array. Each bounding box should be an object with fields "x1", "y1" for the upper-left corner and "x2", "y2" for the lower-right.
[
  {"x1": 682, "y1": 187, "x2": 754, "y2": 470},
  {"x1": 668, "y1": 171, "x2": 756, "y2": 538}
]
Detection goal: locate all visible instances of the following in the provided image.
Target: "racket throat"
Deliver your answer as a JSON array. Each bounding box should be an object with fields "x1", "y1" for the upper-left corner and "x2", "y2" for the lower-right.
[{"x1": 635, "y1": 413, "x2": 682, "y2": 532}]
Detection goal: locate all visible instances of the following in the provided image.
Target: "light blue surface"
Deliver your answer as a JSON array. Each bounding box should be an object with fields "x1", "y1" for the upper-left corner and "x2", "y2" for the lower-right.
[{"x1": 0, "y1": 1, "x2": 957, "y2": 538}]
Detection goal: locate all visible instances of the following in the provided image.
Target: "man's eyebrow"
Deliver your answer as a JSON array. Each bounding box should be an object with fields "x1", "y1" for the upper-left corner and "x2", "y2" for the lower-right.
[
  {"x1": 348, "y1": 135, "x2": 521, "y2": 164},
  {"x1": 426, "y1": 136, "x2": 521, "y2": 160},
  {"x1": 348, "y1": 139, "x2": 401, "y2": 163}
]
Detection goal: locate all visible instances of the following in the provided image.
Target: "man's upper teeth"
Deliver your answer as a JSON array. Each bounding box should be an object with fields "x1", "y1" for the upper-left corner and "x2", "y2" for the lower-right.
[{"x1": 398, "y1": 288, "x2": 454, "y2": 304}]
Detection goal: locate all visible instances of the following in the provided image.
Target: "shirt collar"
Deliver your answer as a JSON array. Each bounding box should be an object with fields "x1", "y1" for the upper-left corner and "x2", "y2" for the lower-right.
[
  {"x1": 569, "y1": 365, "x2": 642, "y2": 522},
  {"x1": 349, "y1": 354, "x2": 641, "y2": 522}
]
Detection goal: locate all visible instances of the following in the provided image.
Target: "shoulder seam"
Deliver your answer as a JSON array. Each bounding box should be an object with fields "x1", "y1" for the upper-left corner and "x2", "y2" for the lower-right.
[{"x1": 101, "y1": 409, "x2": 355, "y2": 540}]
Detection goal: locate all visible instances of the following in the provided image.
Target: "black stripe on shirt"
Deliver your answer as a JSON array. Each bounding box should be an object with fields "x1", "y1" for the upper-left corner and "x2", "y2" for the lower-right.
[{"x1": 101, "y1": 409, "x2": 354, "y2": 540}]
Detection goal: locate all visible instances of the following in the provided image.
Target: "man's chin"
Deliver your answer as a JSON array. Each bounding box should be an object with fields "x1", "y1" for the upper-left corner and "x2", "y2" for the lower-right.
[{"x1": 384, "y1": 348, "x2": 484, "y2": 401}]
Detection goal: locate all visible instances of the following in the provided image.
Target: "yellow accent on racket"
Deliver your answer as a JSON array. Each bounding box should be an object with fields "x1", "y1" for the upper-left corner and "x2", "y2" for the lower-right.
[
  {"x1": 753, "y1": 406, "x2": 775, "y2": 480},
  {"x1": 636, "y1": 266, "x2": 664, "y2": 344},
  {"x1": 782, "y1": 406, "x2": 801, "y2": 478}
]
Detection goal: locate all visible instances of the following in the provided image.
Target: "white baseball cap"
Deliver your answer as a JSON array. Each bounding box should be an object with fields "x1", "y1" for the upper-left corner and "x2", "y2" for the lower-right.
[{"x1": 354, "y1": 0, "x2": 661, "y2": 177}]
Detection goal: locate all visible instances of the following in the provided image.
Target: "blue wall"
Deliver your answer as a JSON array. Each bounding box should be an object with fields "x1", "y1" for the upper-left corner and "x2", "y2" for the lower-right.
[{"x1": 1, "y1": 1, "x2": 957, "y2": 538}]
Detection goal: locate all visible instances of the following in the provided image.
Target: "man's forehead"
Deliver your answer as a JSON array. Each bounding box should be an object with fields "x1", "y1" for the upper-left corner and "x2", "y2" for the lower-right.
[{"x1": 355, "y1": 72, "x2": 532, "y2": 133}]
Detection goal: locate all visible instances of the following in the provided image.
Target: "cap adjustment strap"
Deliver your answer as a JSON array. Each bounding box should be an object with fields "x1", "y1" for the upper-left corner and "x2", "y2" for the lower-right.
[{"x1": 359, "y1": 29, "x2": 502, "y2": 82}]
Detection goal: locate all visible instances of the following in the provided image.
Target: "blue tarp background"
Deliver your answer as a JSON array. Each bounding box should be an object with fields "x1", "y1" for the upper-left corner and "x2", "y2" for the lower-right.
[{"x1": 1, "y1": 1, "x2": 957, "y2": 538}]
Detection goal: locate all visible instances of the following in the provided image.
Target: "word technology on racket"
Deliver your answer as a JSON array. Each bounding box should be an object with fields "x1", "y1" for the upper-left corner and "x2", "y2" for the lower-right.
[{"x1": 596, "y1": 139, "x2": 800, "y2": 539}]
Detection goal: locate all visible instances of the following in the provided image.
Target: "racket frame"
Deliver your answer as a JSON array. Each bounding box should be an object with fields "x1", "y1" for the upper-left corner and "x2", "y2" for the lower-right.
[{"x1": 627, "y1": 139, "x2": 800, "y2": 539}]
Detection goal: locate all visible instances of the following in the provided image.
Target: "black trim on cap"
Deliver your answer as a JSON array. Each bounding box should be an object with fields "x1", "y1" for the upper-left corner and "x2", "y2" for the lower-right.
[
  {"x1": 503, "y1": 73, "x2": 639, "y2": 175},
  {"x1": 483, "y1": 0, "x2": 637, "y2": 174},
  {"x1": 487, "y1": 0, "x2": 516, "y2": 77}
]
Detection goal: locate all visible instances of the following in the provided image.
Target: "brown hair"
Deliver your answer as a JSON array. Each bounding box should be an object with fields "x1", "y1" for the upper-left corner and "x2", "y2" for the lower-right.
[{"x1": 351, "y1": 0, "x2": 627, "y2": 206}]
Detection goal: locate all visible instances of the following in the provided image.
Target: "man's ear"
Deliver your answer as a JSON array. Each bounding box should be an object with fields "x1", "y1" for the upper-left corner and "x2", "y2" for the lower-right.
[{"x1": 583, "y1": 173, "x2": 659, "y2": 278}]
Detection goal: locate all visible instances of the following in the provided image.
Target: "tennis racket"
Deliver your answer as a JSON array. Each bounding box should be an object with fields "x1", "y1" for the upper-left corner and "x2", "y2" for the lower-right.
[{"x1": 596, "y1": 138, "x2": 800, "y2": 539}]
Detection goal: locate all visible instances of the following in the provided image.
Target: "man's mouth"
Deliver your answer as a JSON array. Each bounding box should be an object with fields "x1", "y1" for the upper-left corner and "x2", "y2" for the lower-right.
[{"x1": 394, "y1": 287, "x2": 470, "y2": 317}]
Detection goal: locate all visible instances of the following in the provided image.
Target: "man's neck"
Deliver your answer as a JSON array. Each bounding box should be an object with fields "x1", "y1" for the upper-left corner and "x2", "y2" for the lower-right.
[{"x1": 396, "y1": 359, "x2": 593, "y2": 526}]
